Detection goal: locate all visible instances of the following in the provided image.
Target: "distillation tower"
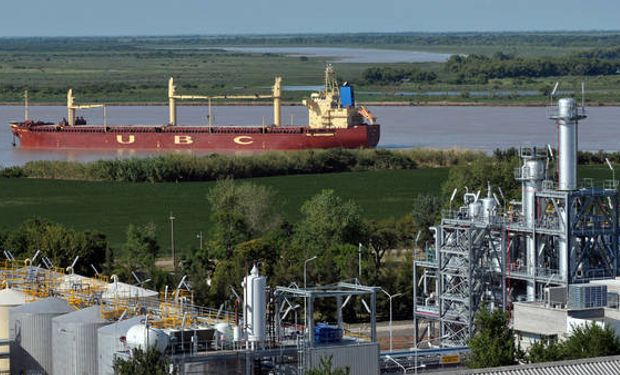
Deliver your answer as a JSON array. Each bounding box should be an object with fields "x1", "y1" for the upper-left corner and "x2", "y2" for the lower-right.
[{"x1": 414, "y1": 97, "x2": 619, "y2": 347}]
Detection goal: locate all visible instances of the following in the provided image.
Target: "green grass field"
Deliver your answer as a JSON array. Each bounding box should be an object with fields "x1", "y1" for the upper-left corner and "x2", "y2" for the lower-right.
[
  {"x1": 0, "y1": 168, "x2": 449, "y2": 254},
  {"x1": 0, "y1": 165, "x2": 613, "y2": 255}
]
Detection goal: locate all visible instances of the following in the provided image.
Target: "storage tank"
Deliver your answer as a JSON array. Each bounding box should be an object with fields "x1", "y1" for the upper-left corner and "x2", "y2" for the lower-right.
[
  {"x1": 126, "y1": 324, "x2": 169, "y2": 353},
  {"x1": 10, "y1": 297, "x2": 73, "y2": 375},
  {"x1": 243, "y1": 265, "x2": 266, "y2": 343},
  {"x1": 98, "y1": 315, "x2": 145, "y2": 375},
  {"x1": 52, "y1": 305, "x2": 111, "y2": 375},
  {"x1": 0, "y1": 288, "x2": 26, "y2": 372}
]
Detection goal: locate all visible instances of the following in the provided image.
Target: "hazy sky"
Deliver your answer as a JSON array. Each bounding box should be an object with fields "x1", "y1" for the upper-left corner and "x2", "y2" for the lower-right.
[{"x1": 2, "y1": 0, "x2": 618, "y2": 37}]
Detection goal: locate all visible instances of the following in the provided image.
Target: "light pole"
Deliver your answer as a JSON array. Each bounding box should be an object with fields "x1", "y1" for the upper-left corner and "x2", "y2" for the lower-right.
[
  {"x1": 304, "y1": 256, "x2": 318, "y2": 291},
  {"x1": 196, "y1": 231, "x2": 203, "y2": 251},
  {"x1": 303, "y1": 256, "x2": 318, "y2": 341},
  {"x1": 381, "y1": 289, "x2": 403, "y2": 352},
  {"x1": 169, "y1": 212, "x2": 176, "y2": 273},
  {"x1": 358, "y1": 243, "x2": 363, "y2": 279}
]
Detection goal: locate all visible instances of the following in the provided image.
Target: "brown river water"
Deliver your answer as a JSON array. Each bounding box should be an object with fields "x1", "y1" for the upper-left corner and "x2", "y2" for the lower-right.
[{"x1": 1, "y1": 105, "x2": 618, "y2": 166}]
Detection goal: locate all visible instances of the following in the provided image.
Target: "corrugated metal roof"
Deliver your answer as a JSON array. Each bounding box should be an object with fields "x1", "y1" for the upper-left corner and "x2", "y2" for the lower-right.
[{"x1": 438, "y1": 355, "x2": 620, "y2": 375}]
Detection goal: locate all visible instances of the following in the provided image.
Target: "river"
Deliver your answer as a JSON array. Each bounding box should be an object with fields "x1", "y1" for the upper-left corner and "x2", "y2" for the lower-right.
[{"x1": 1, "y1": 105, "x2": 618, "y2": 167}]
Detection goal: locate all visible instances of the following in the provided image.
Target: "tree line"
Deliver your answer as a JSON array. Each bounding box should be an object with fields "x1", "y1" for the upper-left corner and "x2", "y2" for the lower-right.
[
  {"x1": 444, "y1": 51, "x2": 620, "y2": 83},
  {"x1": 469, "y1": 306, "x2": 620, "y2": 368},
  {"x1": 0, "y1": 148, "x2": 480, "y2": 182}
]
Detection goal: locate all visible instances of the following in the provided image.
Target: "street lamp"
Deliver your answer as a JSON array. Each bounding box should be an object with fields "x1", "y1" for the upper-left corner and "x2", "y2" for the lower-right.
[
  {"x1": 196, "y1": 231, "x2": 203, "y2": 251},
  {"x1": 303, "y1": 256, "x2": 318, "y2": 341},
  {"x1": 304, "y1": 256, "x2": 318, "y2": 290},
  {"x1": 381, "y1": 289, "x2": 403, "y2": 352}
]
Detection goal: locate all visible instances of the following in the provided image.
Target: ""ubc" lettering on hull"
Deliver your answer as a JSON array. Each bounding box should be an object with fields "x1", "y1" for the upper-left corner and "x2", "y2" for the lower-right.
[
  {"x1": 116, "y1": 135, "x2": 135, "y2": 144},
  {"x1": 233, "y1": 136, "x2": 254, "y2": 145},
  {"x1": 174, "y1": 135, "x2": 194, "y2": 145}
]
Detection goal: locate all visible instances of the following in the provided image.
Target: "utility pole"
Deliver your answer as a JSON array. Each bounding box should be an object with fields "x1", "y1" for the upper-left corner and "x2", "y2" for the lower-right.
[
  {"x1": 358, "y1": 243, "x2": 363, "y2": 278},
  {"x1": 197, "y1": 231, "x2": 203, "y2": 251},
  {"x1": 169, "y1": 212, "x2": 176, "y2": 273}
]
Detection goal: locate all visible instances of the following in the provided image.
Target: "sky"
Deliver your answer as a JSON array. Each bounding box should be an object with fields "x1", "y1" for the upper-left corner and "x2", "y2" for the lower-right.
[{"x1": 1, "y1": 0, "x2": 619, "y2": 37}]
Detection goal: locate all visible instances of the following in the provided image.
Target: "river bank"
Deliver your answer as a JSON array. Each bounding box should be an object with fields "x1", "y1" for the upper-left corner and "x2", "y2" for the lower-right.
[{"x1": 3, "y1": 101, "x2": 620, "y2": 107}]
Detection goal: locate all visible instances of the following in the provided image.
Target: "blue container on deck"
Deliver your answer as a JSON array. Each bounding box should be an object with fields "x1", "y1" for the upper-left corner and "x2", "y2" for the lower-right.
[
  {"x1": 313, "y1": 323, "x2": 343, "y2": 344},
  {"x1": 340, "y1": 84, "x2": 355, "y2": 107}
]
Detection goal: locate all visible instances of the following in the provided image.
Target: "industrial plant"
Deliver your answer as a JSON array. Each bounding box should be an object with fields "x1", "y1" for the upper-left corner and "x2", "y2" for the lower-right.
[
  {"x1": 1, "y1": 96, "x2": 620, "y2": 375},
  {"x1": 414, "y1": 96, "x2": 620, "y2": 352}
]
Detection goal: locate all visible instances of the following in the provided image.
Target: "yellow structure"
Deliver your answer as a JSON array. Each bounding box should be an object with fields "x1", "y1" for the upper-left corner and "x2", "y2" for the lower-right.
[
  {"x1": 167, "y1": 76, "x2": 282, "y2": 126},
  {"x1": 66, "y1": 89, "x2": 105, "y2": 126}
]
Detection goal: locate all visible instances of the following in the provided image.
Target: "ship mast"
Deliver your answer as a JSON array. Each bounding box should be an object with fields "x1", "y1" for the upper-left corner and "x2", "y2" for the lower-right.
[
  {"x1": 24, "y1": 90, "x2": 29, "y2": 121},
  {"x1": 324, "y1": 64, "x2": 339, "y2": 100}
]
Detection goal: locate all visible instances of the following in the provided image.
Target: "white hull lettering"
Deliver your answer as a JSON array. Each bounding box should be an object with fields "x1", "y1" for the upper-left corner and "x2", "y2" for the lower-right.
[
  {"x1": 233, "y1": 136, "x2": 254, "y2": 145},
  {"x1": 174, "y1": 135, "x2": 194, "y2": 145},
  {"x1": 116, "y1": 135, "x2": 135, "y2": 144}
]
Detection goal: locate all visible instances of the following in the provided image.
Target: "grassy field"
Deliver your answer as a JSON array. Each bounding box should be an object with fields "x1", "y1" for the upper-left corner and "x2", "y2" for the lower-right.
[
  {"x1": 0, "y1": 165, "x2": 613, "y2": 255},
  {"x1": 0, "y1": 168, "x2": 449, "y2": 254},
  {"x1": 1, "y1": 34, "x2": 620, "y2": 105}
]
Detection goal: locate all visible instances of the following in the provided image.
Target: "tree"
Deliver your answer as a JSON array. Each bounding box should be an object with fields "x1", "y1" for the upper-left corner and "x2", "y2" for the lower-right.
[
  {"x1": 441, "y1": 156, "x2": 520, "y2": 202},
  {"x1": 468, "y1": 305, "x2": 515, "y2": 368},
  {"x1": 294, "y1": 189, "x2": 366, "y2": 256},
  {"x1": 208, "y1": 178, "x2": 281, "y2": 258},
  {"x1": 528, "y1": 338, "x2": 563, "y2": 363},
  {"x1": 527, "y1": 321, "x2": 620, "y2": 363},
  {"x1": 410, "y1": 194, "x2": 442, "y2": 246},
  {"x1": 306, "y1": 356, "x2": 350, "y2": 375},
  {"x1": 113, "y1": 347, "x2": 174, "y2": 375},
  {"x1": 560, "y1": 322, "x2": 620, "y2": 360},
  {"x1": 122, "y1": 223, "x2": 160, "y2": 262},
  {"x1": 367, "y1": 220, "x2": 399, "y2": 283},
  {"x1": 2, "y1": 218, "x2": 107, "y2": 275}
]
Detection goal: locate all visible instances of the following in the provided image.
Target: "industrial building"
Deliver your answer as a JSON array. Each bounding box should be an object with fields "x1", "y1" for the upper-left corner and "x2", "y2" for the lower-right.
[
  {"x1": 0, "y1": 257, "x2": 381, "y2": 374},
  {"x1": 414, "y1": 97, "x2": 620, "y2": 348}
]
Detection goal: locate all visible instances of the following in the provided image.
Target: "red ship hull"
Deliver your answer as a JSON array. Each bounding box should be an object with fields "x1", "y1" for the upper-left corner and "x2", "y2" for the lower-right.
[{"x1": 10, "y1": 123, "x2": 380, "y2": 151}]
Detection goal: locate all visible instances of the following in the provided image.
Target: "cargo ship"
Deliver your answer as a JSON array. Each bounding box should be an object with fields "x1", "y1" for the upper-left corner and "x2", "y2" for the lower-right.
[{"x1": 10, "y1": 66, "x2": 380, "y2": 151}]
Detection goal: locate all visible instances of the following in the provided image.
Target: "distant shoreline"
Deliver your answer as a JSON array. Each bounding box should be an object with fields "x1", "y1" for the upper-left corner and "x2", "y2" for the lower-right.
[{"x1": 2, "y1": 101, "x2": 619, "y2": 107}]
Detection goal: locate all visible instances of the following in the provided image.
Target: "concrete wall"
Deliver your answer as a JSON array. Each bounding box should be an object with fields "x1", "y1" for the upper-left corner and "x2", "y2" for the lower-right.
[
  {"x1": 309, "y1": 342, "x2": 379, "y2": 375},
  {"x1": 513, "y1": 303, "x2": 567, "y2": 336}
]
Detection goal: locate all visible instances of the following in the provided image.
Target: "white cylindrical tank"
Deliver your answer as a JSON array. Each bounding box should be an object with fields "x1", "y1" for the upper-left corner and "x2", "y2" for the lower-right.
[
  {"x1": 10, "y1": 297, "x2": 73, "y2": 375},
  {"x1": 0, "y1": 288, "x2": 26, "y2": 372},
  {"x1": 126, "y1": 324, "x2": 169, "y2": 353},
  {"x1": 243, "y1": 265, "x2": 266, "y2": 343},
  {"x1": 52, "y1": 305, "x2": 111, "y2": 375}
]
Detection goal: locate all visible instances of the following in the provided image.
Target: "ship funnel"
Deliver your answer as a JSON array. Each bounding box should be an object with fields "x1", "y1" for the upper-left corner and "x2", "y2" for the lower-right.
[{"x1": 549, "y1": 97, "x2": 586, "y2": 190}]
